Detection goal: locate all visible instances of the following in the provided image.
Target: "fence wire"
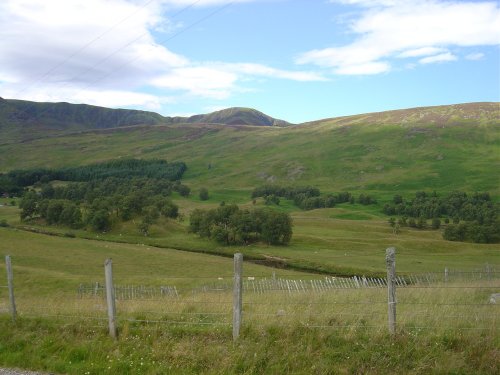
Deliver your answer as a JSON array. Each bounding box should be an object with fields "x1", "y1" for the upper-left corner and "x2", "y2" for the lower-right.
[{"x1": 1, "y1": 257, "x2": 498, "y2": 336}]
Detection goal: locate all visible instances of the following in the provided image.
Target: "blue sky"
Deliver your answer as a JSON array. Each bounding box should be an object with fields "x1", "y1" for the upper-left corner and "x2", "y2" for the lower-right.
[{"x1": 0, "y1": 0, "x2": 499, "y2": 123}]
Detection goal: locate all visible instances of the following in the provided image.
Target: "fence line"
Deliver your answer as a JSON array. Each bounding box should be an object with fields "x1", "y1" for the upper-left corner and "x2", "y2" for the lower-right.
[{"x1": 2, "y1": 252, "x2": 499, "y2": 341}]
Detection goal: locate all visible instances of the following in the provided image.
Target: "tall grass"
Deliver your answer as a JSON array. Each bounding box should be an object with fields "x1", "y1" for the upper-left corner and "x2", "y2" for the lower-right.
[{"x1": 0, "y1": 279, "x2": 498, "y2": 374}]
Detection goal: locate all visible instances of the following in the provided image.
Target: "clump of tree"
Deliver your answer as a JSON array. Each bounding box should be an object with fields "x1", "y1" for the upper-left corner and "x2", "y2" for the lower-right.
[
  {"x1": 189, "y1": 204, "x2": 292, "y2": 245},
  {"x1": 18, "y1": 177, "x2": 180, "y2": 233},
  {"x1": 443, "y1": 221, "x2": 499, "y2": 244},
  {"x1": 383, "y1": 191, "x2": 499, "y2": 243},
  {"x1": 251, "y1": 185, "x2": 363, "y2": 211}
]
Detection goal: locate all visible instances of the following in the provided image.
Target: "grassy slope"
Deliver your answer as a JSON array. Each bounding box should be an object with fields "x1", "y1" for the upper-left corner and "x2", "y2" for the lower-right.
[{"x1": 1, "y1": 104, "x2": 498, "y2": 196}]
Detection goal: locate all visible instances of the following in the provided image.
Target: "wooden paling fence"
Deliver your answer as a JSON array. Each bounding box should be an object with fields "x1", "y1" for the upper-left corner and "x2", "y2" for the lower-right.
[
  {"x1": 78, "y1": 265, "x2": 499, "y2": 299},
  {"x1": 192, "y1": 265, "x2": 499, "y2": 295}
]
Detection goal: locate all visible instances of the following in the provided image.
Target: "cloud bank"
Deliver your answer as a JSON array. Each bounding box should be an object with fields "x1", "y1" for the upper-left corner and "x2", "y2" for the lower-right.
[{"x1": 298, "y1": 0, "x2": 500, "y2": 75}]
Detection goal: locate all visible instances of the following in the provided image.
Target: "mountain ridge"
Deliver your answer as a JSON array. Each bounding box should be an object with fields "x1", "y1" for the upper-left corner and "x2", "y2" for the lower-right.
[
  {"x1": 0, "y1": 97, "x2": 498, "y2": 144},
  {"x1": 0, "y1": 98, "x2": 291, "y2": 142}
]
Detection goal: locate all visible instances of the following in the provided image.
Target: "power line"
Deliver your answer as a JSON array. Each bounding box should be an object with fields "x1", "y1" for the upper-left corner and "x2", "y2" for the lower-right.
[
  {"x1": 13, "y1": 0, "x2": 159, "y2": 98},
  {"x1": 5, "y1": 0, "x2": 232, "y2": 132}
]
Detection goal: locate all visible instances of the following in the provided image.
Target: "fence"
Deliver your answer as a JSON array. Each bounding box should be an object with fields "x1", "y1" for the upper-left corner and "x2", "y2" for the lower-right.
[{"x1": 1, "y1": 251, "x2": 499, "y2": 341}]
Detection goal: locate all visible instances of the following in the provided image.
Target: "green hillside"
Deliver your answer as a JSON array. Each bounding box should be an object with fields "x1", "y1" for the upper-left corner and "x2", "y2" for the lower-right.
[{"x1": 1, "y1": 102, "x2": 498, "y2": 196}]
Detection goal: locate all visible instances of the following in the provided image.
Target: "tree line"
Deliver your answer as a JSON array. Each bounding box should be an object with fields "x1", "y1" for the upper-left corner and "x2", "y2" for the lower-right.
[
  {"x1": 251, "y1": 185, "x2": 376, "y2": 210},
  {"x1": 383, "y1": 191, "x2": 499, "y2": 243},
  {"x1": 1, "y1": 158, "x2": 187, "y2": 195},
  {"x1": 189, "y1": 204, "x2": 292, "y2": 245}
]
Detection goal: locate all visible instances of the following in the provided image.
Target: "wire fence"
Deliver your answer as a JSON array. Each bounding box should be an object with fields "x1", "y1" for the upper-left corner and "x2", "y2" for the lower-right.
[{"x1": 1, "y1": 254, "x2": 499, "y2": 340}]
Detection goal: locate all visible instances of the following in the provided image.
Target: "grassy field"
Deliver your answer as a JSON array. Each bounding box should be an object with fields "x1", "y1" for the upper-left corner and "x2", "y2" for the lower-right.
[
  {"x1": 0, "y1": 227, "x2": 498, "y2": 374},
  {"x1": 1, "y1": 198, "x2": 498, "y2": 277}
]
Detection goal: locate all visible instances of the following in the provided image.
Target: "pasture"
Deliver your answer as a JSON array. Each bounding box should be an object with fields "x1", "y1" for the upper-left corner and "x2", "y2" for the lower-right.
[{"x1": 0, "y1": 227, "x2": 498, "y2": 374}]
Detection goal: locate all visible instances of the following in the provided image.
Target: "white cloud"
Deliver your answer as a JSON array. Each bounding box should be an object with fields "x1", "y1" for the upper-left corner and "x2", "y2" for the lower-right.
[
  {"x1": 299, "y1": 0, "x2": 500, "y2": 75},
  {"x1": 0, "y1": 0, "x2": 186, "y2": 92},
  {"x1": 397, "y1": 47, "x2": 447, "y2": 58},
  {"x1": 335, "y1": 61, "x2": 390, "y2": 75},
  {"x1": 151, "y1": 63, "x2": 326, "y2": 99},
  {"x1": 226, "y1": 63, "x2": 327, "y2": 82},
  {"x1": 465, "y1": 52, "x2": 485, "y2": 61},
  {"x1": 152, "y1": 66, "x2": 239, "y2": 99},
  {"x1": 0, "y1": 0, "x2": 323, "y2": 109},
  {"x1": 419, "y1": 52, "x2": 457, "y2": 64}
]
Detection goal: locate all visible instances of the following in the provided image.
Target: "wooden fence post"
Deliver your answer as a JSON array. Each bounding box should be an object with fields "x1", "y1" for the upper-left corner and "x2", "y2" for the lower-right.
[
  {"x1": 104, "y1": 258, "x2": 117, "y2": 339},
  {"x1": 233, "y1": 253, "x2": 243, "y2": 341},
  {"x1": 5, "y1": 255, "x2": 17, "y2": 322},
  {"x1": 385, "y1": 247, "x2": 396, "y2": 335},
  {"x1": 444, "y1": 267, "x2": 448, "y2": 283}
]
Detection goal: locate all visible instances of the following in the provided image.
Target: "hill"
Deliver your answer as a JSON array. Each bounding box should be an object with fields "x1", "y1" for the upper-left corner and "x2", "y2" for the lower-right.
[
  {"x1": 1, "y1": 101, "x2": 498, "y2": 196},
  {"x1": 180, "y1": 107, "x2": 291, "y2": 127},
  {"x1": 0, "y1": 98, "x2": 290, "y2": 143}
]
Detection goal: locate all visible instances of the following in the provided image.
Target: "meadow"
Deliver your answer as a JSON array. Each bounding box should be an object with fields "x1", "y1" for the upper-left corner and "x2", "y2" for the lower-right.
[
  {"x1": 0, "y1": 227, "x2": 498, "y2": 374},
  {"x1": 1, "y1": 196, "x2": 498, "y2": 277}
]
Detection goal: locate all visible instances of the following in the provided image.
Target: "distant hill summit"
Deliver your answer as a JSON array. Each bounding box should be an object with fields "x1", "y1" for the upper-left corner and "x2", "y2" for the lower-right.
[
  {"x1": 0, "y1": 98, "x2": 290, "y2": 142},
  {"x1": 179, "y1": 107, "x2": 292, "y2": 127}
]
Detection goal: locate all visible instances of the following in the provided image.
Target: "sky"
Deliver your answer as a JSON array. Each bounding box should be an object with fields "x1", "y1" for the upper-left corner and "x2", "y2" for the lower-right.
[{"x1": 0, "y1": 0, "x2": 499, "y2": 123}]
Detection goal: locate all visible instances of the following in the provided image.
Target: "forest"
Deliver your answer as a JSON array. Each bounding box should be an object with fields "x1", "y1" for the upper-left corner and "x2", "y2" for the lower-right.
[{"x1": 0, "y1": 158, "x2": 187, "y2": 195}]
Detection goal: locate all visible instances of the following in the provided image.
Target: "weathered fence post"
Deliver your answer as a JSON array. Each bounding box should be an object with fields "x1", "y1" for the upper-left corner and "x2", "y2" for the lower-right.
[
  {"x1": 444, "y1": 267, "x2": 448, "y2": 283},
  {"x1": 5, "y1": 255, "x2": 17, "y2": 322},
  {"x1": 233, "y1": 253, "x2": 243, "y2": 341},
  {"x1": 104, "y1": 258, "x2": 117, "y2": 339},
  {"x1": 385, "y1": 247, "x2": 396, "y2": 335}
]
